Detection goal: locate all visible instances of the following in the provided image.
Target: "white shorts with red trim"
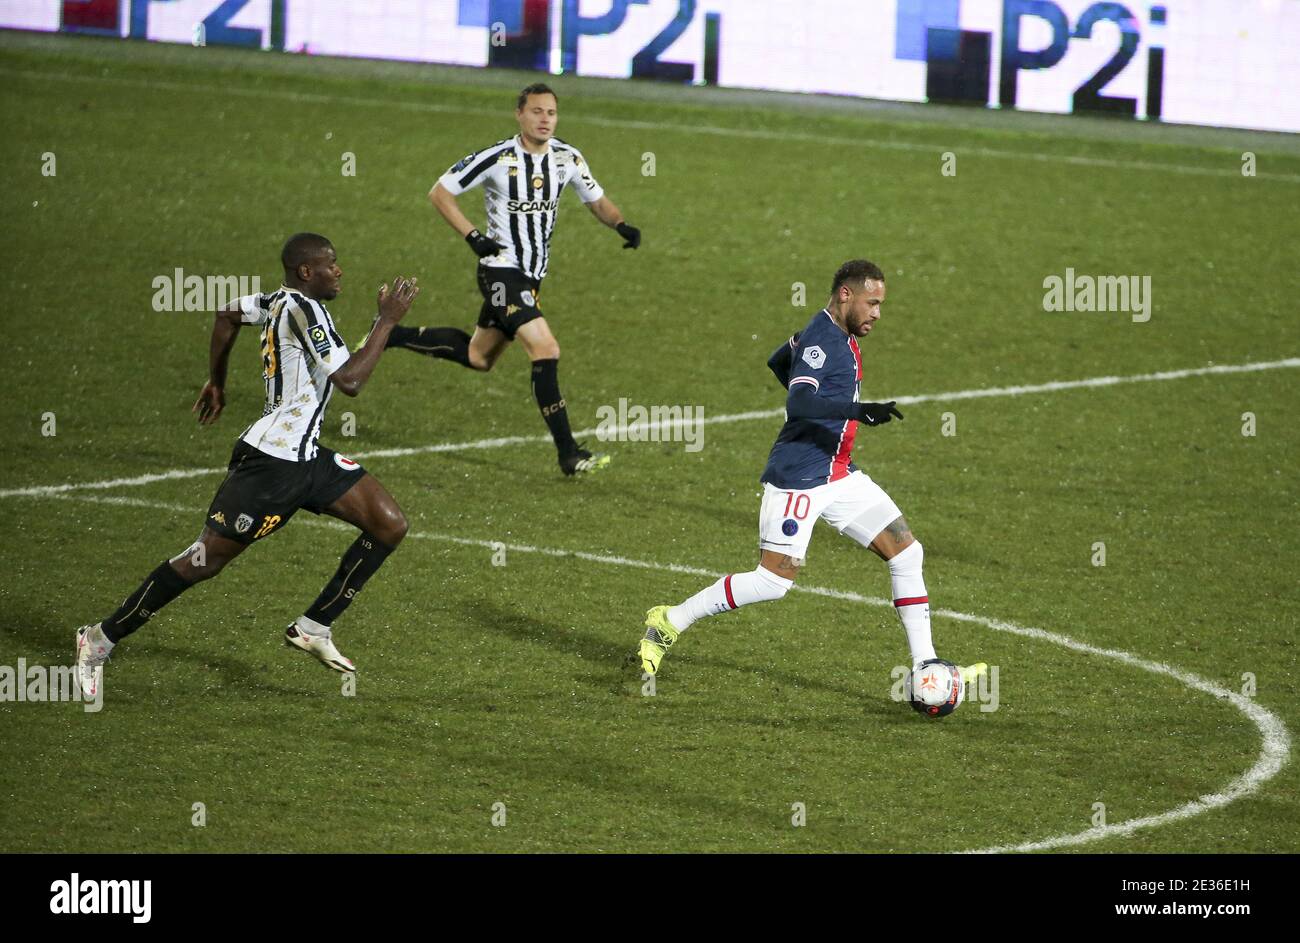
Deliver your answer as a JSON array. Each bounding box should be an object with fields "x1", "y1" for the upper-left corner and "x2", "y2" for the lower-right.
[{"x1": 758, "y1": 470, "x2": 902, "y2": 563}]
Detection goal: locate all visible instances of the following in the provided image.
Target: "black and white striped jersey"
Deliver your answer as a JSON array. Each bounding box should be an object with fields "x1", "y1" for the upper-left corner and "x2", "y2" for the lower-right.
[
  {"x1": 234, "y1": 287, "x2": 350, "y2": 462},
  {"x1": 437, "y1": 134, "x2": 605, "y2": 282}
]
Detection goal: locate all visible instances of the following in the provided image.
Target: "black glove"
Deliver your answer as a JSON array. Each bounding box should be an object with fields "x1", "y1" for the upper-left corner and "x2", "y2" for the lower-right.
[
  {"x1": 857, "y1": 401, "x2": 903, "y2": 426},
  {"x1": 616, "y1": 222, "x2": 641, "y2": 250},
  {"x1": 465, "y1": 229, "x2": 503, "y2": 258}
]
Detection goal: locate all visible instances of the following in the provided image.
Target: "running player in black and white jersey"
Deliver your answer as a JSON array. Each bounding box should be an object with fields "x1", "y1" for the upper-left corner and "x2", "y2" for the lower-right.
[
  {"x1": 383, "y1": 83, "x2": 641, "y2": 476},
  {"x1": 74, "y1": 234, "x2": 420, "y2": 693}
]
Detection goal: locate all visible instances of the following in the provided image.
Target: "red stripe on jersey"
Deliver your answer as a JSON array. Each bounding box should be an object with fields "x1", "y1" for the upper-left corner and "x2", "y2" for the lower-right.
[
  {"x1": 827, "y1": 335, "x2": 863, "y2": 482},
  {"x1": 894, "y1": 596, "x2": 929, "y2": 607},
  {"x1": 723, "y1": 574, "x2": 737, "y2": 610}
]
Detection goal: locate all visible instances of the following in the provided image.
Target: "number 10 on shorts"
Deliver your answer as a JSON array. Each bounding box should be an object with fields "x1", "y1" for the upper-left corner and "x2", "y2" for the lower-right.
[{"x1": 783, "y1": 492, "x2": 811, "y2": 520}]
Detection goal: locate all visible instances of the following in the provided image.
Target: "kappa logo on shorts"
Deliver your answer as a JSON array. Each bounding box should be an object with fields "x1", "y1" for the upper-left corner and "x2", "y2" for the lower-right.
[
  {"x1": 334, "y1": 453, "x2": 360, "y2": 471},
  {"x1": 802, "y1": 345, "x2": 826, "y2": 369},
  {"x1": 782, "y1": 519, "x2": 800, "y2": 536},
  {"x1": 309, "y1": 325, "x2": 331, "y2": 357},
  {"x1": 520, "y1": 290, "x2": 536, "y2": 307},
  {"x1": 234, "y1": 513, "x2": 254, "y2": 534},
  {"x1": 209, "y1": 511, "x2": 226, "y2": 525}
]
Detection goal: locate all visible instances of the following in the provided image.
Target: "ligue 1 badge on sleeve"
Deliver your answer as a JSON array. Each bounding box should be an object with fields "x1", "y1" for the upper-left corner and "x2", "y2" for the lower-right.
[{"x1": 802, "y1": 345, "x2": 826, "y2": 369}]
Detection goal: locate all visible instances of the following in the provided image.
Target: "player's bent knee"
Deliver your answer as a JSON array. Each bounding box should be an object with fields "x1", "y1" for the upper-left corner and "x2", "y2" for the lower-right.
[
  {"x1": 373, "y1": 505, "x2": 408, "y2": 547},
  {"x1": 174, "y1": 551, "x2": 230, "y2": 583},
  {"x1": 887, "y1": 540, "x2": 923, "y2": 572},
  {"x1": 754, "y1": 564, "x2": 794, "y2": 600},
  {"x1": 388, "y1": 510, "x2": 409, "y2": 546}
]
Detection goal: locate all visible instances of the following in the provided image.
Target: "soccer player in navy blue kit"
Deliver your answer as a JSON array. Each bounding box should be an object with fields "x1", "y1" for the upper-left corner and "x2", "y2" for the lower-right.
[{"x1": 639, "y1": 260, "x2": 985, "y2": 692}]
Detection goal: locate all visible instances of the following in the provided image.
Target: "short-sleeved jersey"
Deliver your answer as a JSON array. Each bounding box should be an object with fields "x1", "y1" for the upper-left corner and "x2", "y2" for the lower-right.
[
  {"x1": 436, "y1": 134, "x2": 604, "y2": 282},
  {"x1": 761, "y1": 309, "x2": 863, "y2": 489},
  {"x1": 234, "y1": 287, "x2": 350, "y2": 462}
]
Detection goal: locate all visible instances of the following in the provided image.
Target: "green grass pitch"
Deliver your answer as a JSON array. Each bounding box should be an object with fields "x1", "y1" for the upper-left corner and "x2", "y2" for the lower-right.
[{"x1": 0, "y1": 31, "x2": 1297, "y2": 853}]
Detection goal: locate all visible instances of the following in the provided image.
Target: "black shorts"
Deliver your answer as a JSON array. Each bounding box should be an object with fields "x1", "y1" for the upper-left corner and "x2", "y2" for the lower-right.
[
  {"x1": 205, "y1": 440, "x2": 365, "y2": 544},
  {"x1": 476, "y1": 265, "x2": 543, "y2": 339}
]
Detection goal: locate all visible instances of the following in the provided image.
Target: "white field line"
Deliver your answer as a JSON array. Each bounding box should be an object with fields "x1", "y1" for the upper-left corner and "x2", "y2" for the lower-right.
[
  {"x1": 3, "y1": 67, "x2": 1299, "y2": 183},
  {"x1": 2, "y1": 356, "x2": 1296, "y2": 500},
  {"x1": 28, "y1": 490, "x2": 1293, "y2": 854}
]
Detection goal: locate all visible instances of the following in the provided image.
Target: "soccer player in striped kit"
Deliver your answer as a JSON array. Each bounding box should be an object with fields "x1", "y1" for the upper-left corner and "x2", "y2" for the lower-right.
[
  {"x1": 638, "y1": 260, "x2": 986, "y2": 689},
  {"x1": 74, "y1": 234, "x2": 419, "y2": 693},
  {"x1": 384, "y1": 83, "x2": 640, "y2": 476}
]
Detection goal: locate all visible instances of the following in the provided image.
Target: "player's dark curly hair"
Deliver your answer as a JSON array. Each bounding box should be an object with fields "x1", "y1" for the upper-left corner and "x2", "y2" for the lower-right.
[
  {"x1": 517, "y1": 83, "x2": 557, "y2": 110},
  {"x1": 280, "y1": 232, "x2": 333, "y2": 275},
  {"x1": 831, "y1": 259, "x2": 886, "y2": 295}
]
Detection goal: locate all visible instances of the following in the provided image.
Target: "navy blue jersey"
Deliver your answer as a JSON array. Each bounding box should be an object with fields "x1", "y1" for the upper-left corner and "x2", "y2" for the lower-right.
[{"x1": 761, "y1": 309, "x2": 863, "y2": 488}]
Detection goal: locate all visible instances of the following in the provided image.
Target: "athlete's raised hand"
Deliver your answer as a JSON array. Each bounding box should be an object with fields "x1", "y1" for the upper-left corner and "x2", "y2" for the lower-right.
[
  {"x1": 377, "y1": 276, "x2": 420, "y2": 324},
  {"x1": 192, "y1": 381, "x2": 225, "y2": 425},
  {"x1": 857, "y1": 401, "x2": 903, "y2": 426}
]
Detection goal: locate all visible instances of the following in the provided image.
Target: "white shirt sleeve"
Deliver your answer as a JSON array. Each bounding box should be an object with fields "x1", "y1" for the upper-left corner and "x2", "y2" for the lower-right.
[
  {"x1": 567, "y1": 148, "x2": 605, "y2": 204},
  {"x1": 437, "y1": 145, "x2": 502, "y2": 197},
  {"x1": 235, "y1": 293, "x2": 273, "y2": 325},
  {"x1": 292, "y1": 300, "x2": 351, "y2": 377}
]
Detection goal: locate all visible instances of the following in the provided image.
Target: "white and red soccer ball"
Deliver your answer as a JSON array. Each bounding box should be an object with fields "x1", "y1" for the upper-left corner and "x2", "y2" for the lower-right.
[{"x1": 905, "y1": 658, "x2": 965, "y2": 717}]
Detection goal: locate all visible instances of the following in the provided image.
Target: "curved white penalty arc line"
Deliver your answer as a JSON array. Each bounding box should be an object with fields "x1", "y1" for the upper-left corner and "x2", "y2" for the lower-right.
[{"x1": 34, "y1": 491, "x2": 1295, "y2": 854}]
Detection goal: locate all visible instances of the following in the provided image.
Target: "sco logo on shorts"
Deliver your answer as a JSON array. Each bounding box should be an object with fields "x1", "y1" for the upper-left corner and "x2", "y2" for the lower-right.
[
  {"x1": 235, "y1": 513, "x2": 254, "y2": 534},
  {"x1": 802, "y1": 345, "x2": 826, "y2": 369},
  {"x1": 520, "y1": 290, "x2": 536, "y2": 307},
  {"x1": 334, "y1": 453, "x2": 360, "y2": 471},
  {"x1": 782, "y1": 519, "x2": 799, "y2": 536}
]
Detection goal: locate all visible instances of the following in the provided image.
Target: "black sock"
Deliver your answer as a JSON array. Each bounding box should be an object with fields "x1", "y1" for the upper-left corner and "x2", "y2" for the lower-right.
[
  {"x1": 531, "y1": 358, "x2": 578, "y2": 456},
  {"x1": 303, "y1": 533, "x2": 397, "y2": 628},
  {"x1": 389, "y1": 326, "x2": 472, "y2": 367},
  {"x1": 101, "y1": 562, "x2": 194, "y2": 642}
]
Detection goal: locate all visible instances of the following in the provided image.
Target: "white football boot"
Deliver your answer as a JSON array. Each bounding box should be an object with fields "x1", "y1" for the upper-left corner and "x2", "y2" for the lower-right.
[
  {"x1": 74, "y1": 623, "x2": 113, "y2": 699},
  {"x1": 284, "y1": 621, "x2": 355, "y2": 673}
]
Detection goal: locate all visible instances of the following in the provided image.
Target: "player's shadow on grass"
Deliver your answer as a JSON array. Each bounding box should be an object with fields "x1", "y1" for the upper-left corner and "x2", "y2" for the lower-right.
[
  {"x1": 463, "y1": 599, "x2": 627, "y2": 669},
  {"x1": 463, "y1": 599, "x2": 898, "y2": 714}
]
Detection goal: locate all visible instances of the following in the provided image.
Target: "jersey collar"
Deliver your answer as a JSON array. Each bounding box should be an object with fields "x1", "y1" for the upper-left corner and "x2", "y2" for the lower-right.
[
  {"x1": 821, "y1": 307, "x2": 850, "y2": 336},
  {"x1": 515, "y1": 133, "x2": 551, "y2": 157}
]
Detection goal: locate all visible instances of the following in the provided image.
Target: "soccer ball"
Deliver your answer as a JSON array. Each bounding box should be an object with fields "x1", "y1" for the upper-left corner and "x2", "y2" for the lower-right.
[{"x1": 904, "y1": 658, "x2": 964, "y2": 717}]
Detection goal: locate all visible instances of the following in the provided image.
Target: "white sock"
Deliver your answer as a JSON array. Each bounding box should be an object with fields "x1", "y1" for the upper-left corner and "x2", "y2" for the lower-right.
[
  {"x1": 667, "y1": 566, "x2": 793, "y2": 632},
  {"x1": 295, "y1": 614, "x2": 331, "y2": 637},
  {"x1": 89, "y1": 623, "x2": 115, "y2": 653},
  {"x1": 888, "y1": 542, "x2": 937, "y2": 668}
]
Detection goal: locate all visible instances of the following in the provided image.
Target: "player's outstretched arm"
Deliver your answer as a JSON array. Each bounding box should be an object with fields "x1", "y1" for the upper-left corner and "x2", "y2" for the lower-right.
[
  {"x1": 193, "y1": 305, "x2": 243, "y2": 425},
  {"x1": 429, "y1": 183, "x2": 502, "y2": 258},
  {"x1": 586, "y1": 195, "x2": 640, "y2": 249},
  {"x1": 786, "y1": 384, "x2": 903, "y2": 427},
  {"x1": 329, "y1": 277, "x2": 420, "y2": 397}
]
